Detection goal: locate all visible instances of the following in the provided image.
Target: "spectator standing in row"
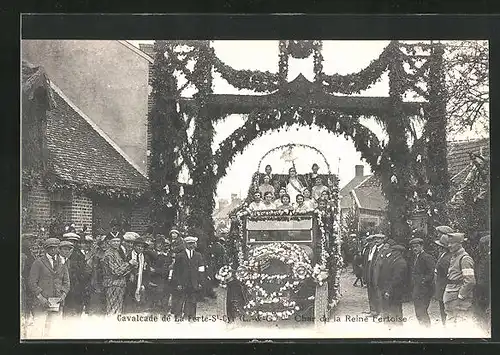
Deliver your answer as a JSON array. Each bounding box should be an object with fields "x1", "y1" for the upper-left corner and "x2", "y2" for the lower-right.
[
  {"x1": 409, "y1": 237, "x2": 436, "y2": 327},
  {"x1": 379, "y1": 244, "x2": 408, "y2": 323},
  {"x1": 433, "y1": 227, "x2": 453, "y2": 326},
  {"x1": 443, "y1": 232, "x2": 476, "y2": 324},
  {"x1": 29, "y1": 238, "x2": 70, "y2": 337}
]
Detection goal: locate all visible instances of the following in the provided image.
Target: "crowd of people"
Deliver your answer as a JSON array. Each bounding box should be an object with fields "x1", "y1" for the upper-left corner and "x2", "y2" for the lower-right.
[
  {"x1": 248, "y1": 163, "x2": 334, "y2": 213},
  {"x1": 21, "y1": 225, "x2": 227, "y2": 337},
  {"x1": 351, "y1": 226, "x2": 490, "y2": 329}
]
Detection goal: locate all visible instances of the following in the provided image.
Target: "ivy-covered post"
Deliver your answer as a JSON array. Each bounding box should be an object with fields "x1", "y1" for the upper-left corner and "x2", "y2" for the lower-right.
[
  {"x1": 149, "y1": 40, "x2": 182, "y2": 235},
  {"x1": 278, "y1": 40, "x2": 288, "y2": 86},
  {"x1": 425, "y1": 42, "x2": 450, "y2": 230},
  {"x1": 381, "y1": 42, "x2": 412, "y2": 244},
  {"x1": 187, "y1": 40, "x2": 215, "y2": 253}
]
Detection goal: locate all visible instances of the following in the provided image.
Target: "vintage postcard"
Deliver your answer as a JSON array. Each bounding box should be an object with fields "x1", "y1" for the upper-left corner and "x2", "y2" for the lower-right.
[{"x1": 20, "y1": 35, "x2": 490, "y2": 339}]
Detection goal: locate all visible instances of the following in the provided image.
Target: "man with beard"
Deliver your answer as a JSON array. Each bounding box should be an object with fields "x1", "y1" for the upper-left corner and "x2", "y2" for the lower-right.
[
  {"x1": 380, "y1": 244, "x2": 408, "y2": 323},
  {"x1": 102, "y1": 235, "x2": 137, "y2": 315},
  {"x1": 147, "y1": 235, "x2": 173, "y2": 313},
  {"x1": 61, "y1": 232, "x2": 91, "y2": 318},
  {"x1": 433, "y1": 226, "x2": 453, "y2": 326},
  {"x1": 364, "y1": 234, "x2": 386, "y2": 316},
  {"x1": 171, "y1": 236, "x2": 205, "y2": 320},
  {"x1": 443, "y1": 232, "x2": 476, "y2": 324},
  {"x1": 409, "y1": 237, "x2": 436, "y2": 327}
]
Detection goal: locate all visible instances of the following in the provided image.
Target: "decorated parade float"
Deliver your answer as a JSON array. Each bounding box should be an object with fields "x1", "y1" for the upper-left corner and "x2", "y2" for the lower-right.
[{"x1": 215, "y1": 144, "x2": 343, "y2": 323}]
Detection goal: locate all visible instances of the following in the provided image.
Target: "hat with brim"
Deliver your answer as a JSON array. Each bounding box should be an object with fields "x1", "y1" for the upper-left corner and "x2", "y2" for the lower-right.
[
  {"x1": 409, "y1": 237, "x2": 424, "y2": 245},
  {"x1": 123, "y1": 232, "x2": 140, "y2": 242},
  {"x1": 373, "y1": 234, "x2": 386, "y2": 240},
  {"x1": 392, "y1": 245, "x2": 406, "y2": 252},
  {"x1": 435, "y1": 225, "x2": 454, "y2": 235},
  {"x1": 184, "y1": 236, "x2": 198, "y2": 243},
  {"x1": 447, "y1": 233, "x2": 465, "y2": 244},
  {"x1": 434, "y1": 234, "x2": 449, "y2": 247},
  {"x1": 59, "y1": 240, "x2": 74, "y2": 248},
  {"x1": 43, "y1": 238, "x2": 60, "y2": 248},
  {"x1": 169, "y1": 229, "x2": 180, "y2": 237},
  {"x1": 133, "y1": 236, "x2": 148, "y2": 246},
  {"x1": 63, "y1": 232, "x2": 80, "y2": 242},
  {"x1": 365, "y1": 235, "x2": 375, "y2": 241}
]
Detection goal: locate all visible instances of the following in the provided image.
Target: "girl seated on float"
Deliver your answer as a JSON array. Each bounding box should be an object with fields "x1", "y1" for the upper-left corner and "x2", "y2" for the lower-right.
[
  {"x1": 277, "y1": 194, "x2": 293, "y2": 210},
  {"x1": 294, "y1": 194, "x2": 314, "y2": 213},
  {"x1": 302, "y1": 188, "x2": 317, "y2": 210},
  {"x1": 307, "y1": 163, "x2": 320, "y2": 187},
  {"x1": 248, "y1": 191, "x2": 266, "y2": 211},
  {"x1": 262, "y1": 191, "x2": 277, "y2": 210},
  {"x1": 312, "y1": 177, "x2": 329, "y2": 201},
  {"x1": 258, "y1": 175, "x2": 275, "y2": 197},
  {"x1": 274, "y1": 187, "x2": 287, "y2": 207}
]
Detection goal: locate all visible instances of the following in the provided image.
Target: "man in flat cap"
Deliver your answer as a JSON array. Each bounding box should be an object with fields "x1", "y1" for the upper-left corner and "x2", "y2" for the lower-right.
[
  {"x1": 379, "y1": 244, "x2": 408, "y2": 323},
  {"x1": 62, "y1": 233, "x2": 91, "y2": 318},
  {"x1": 443, "y1": 232, "x2": 476, "y2": 324},
  {"x1": 147, "y1": 234, "x2": 174, "y2": 313},
  {"x1": 170, "y1": 236, "x2": 205, "y2": 320},
  {"x1": 409, "y1": 236, "x2": 436, "y2": 327},
  {"x1": 102, "y1": 234, "x2": 138, "y2": 315},
  {"x1": 21, "y1": 233, "x2": 37, "y2": 324},
  {"x1": 169, "y1": 228, "x2": 186, "y2": 254},
  {"x1": 433, "y1": 227, "x2": 453, "y2": 325},
  {"x1": 364, "y1": 234, "x2": 386, "y2": 316},
  {"x1": 28, "y1": 238, "x2": 70, "y2": 337}
]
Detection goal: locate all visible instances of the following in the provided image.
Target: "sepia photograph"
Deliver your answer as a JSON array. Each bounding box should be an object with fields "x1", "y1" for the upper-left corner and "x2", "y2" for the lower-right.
[{"x1": 20, "y1": 37, "x2": 490, "y2": 339}]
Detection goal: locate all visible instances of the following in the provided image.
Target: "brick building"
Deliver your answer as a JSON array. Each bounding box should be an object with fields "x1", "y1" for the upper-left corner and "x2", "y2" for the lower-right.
[{"x1": 22, "y1": 61, "x2": 149, "y2": 241}]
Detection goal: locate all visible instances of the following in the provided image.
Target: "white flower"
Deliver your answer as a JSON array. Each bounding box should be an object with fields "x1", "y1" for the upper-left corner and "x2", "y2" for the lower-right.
[
  {"x1": 391, "y1": 175, "x2": 398, "y2": 184},
  {"x1": 427, "y1": 189, "x2": 433, "y2": 196},
  {"x1": 416, "y1": 154, "x2": 422, "y2": 162},
  {"x1": 256, "y1": 123, "x2": 260, "y2": 131}
]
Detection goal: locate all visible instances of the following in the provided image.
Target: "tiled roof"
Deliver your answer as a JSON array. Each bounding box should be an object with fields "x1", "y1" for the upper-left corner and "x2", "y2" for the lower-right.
[
  {"x1": 339, "y1": 175, "x2": 371, "y2": 209},
  {"x1": 340, "y1": 138, "x2": 490, "y2": 211},
  {"x1": 448, "y1": 138, "x2": 489, "y2": 183},
  {"x1": 46, "y1": 90, "x2": 149, "y2": 192},
  {"x1": 139, "y1": 43, "x2": 155, "y2": 58}
]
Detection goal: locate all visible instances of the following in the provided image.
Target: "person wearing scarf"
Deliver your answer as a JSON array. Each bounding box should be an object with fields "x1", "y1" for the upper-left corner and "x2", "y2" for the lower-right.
[
  {"x1": 286, "y1": 167, "x2": 305, "y2": 204},
  {"x1": 124, "y1": 236, "x2": 150, "y2": 313}
]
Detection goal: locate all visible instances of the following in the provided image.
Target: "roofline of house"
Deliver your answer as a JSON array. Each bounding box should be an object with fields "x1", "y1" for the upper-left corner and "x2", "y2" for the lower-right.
[
  {"x1": 49, "y1": 82, "x2": 148, "y2": 179},
  {"x1": 354, "y1": 175, "x2": 373, "y2": 189},
  {"x1": 350, "y1": 190, "x2": 361, "y2": 209},
  {"x1": 117, "y1": 41, "x2": 154, "y2": 63}
]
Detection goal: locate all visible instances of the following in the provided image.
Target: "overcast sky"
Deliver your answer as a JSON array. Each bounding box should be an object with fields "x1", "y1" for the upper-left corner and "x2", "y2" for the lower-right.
[{"x1": 128, "y1": 40, "x2": 487, "y2": 203}]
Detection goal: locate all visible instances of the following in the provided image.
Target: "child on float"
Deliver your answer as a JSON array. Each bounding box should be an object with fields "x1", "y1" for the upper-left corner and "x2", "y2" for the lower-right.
[
  {"x1": 262, "y1": 191, "x2": 277, "y2": 210},
  {"x1": 276, "y1": 194, "x2": 293, "y2": 210},
  {"x1": 312, "y1": 177, "x2": 329, "y2": 201},
  {"x1": 294, "y1": 194, "x2": 314, "y2": 213},
  {"x1": 274, "y1": 187, "x2": 287, "y2": 207},
  {"x1": 258, "y1": 175, "x2": 275, "y2": 198},
  {"x1": 302, "y1": 187, "x2": 317, "y2": 210}
]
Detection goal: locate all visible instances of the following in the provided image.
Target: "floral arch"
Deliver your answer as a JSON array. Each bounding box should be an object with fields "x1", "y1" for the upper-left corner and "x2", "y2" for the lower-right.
[{"x1": 148, "y1": 40, "x2": 448, "y2": 244}]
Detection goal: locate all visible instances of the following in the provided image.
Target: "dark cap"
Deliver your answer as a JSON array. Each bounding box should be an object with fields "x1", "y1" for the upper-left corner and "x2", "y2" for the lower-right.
[
  {"x1": 391, "y1": 245, "x2": 406, "y2": 252},
  {"x1": 409, "y1": 237, "x2": 424, "y2": 245},
  {"x1": 133, "y1": 236, "x2": 148, "y2": 246}
]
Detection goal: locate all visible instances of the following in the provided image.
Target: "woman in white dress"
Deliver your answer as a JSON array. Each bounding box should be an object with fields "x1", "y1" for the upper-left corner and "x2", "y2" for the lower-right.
[
  {"x1": 261, "y1": 191, "x2": 277, "y2": 210},
  {"x1": 286, "y1": 167, "x2": 304, "y2": 204}
]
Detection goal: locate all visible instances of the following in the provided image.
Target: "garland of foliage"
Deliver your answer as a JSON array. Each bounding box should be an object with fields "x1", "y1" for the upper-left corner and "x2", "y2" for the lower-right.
[
  {"x1": 214, "y1": 107, "x2": 383, "y2": 181},
  {"x1": 148, "y1": 40, "x2": 184, "y2": 235},
  {"x1": 287, "y1": 40, "x2": 315, "y2": 59},
  {"x1": 378, "y1": 41, "x2": 413, "y2": 244},
  {"x1": 424, "y1": 43, "x2": 450, "y2": 228},
  {"x1": 216, "y1": 210, "x2": 335, "y2": 320},
  {"x1": 278, "y1": 41, "x2": 288, "y2": 86},
  {"x1": 186, "y1": 41, "x2": 216, "y2": 239}
]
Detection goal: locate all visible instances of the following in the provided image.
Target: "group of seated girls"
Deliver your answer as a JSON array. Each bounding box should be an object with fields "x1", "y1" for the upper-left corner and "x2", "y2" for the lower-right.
[{"x1": 247, "y1": 163, "x2": 335, "y2": 212}]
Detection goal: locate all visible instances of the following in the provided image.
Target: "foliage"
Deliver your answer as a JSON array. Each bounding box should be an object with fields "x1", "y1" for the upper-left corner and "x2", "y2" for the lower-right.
[{"x1": 443, "y1": 41, "x2": 489, "y2": 136}]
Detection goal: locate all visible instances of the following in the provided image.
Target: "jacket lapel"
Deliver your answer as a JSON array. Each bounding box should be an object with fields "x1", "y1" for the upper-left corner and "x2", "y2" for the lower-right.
[{"x1": 41, "y1": 255, "x2": 56, "y2": 273}]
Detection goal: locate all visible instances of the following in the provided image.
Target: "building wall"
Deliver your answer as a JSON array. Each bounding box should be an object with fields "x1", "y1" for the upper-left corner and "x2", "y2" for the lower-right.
[
  {"x1": 22, "y1": 182, "x2": 51, "y2": 233},
  {"x1": 131, "y1": 203, "x2": 150, "y2": 234},
  {"x1": 71, "y1": 194, "x2": 93, "y2": 233},
  {"x1": 21, "y1": 40, "x2": 150, "y2": 175}
]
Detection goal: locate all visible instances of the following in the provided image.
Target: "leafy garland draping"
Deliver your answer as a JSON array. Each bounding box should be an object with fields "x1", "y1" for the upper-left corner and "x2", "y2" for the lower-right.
[
  {"x1": 216, "y1": 210, "x2": 335, "y2": 320},
  {"x1": 214, "y1": 107, "x2": 384, "y2": 181}
]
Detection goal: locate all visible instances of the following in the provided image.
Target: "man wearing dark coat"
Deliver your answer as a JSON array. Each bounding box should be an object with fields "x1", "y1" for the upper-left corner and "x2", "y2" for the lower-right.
[
  {"x1": 364, "y1": 234, "x2": 386, "y2": 316},
  {"x1": 409, "y1": 237, "x2": 436, "y2": 327},
  {"x1": 62, "y1": 233, "x2": 92, "y2": 318},
  {"x1": 433, "y1": 227, "x2": 453, "y2": 325},
  {"x1": 21, "y1": 233, "x2": 37, "y2": 322},
  {"x1": 170, "y1": 236, "x2": 205, "y2": 320},
  {"x1": 29, "y1": 238, "x2": 70, "y2": 337},
  {"x1": 379, "y1": 244, "x2": 408, "y2": 323},
  {"x1": 147, "y1": 235, "x2": 173, "y2": 313}
]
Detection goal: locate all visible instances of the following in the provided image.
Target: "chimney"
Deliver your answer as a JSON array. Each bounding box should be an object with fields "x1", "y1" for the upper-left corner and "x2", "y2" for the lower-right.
[{"x1": 355, "y1": 165, "x2": 364, "y2": 177}]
